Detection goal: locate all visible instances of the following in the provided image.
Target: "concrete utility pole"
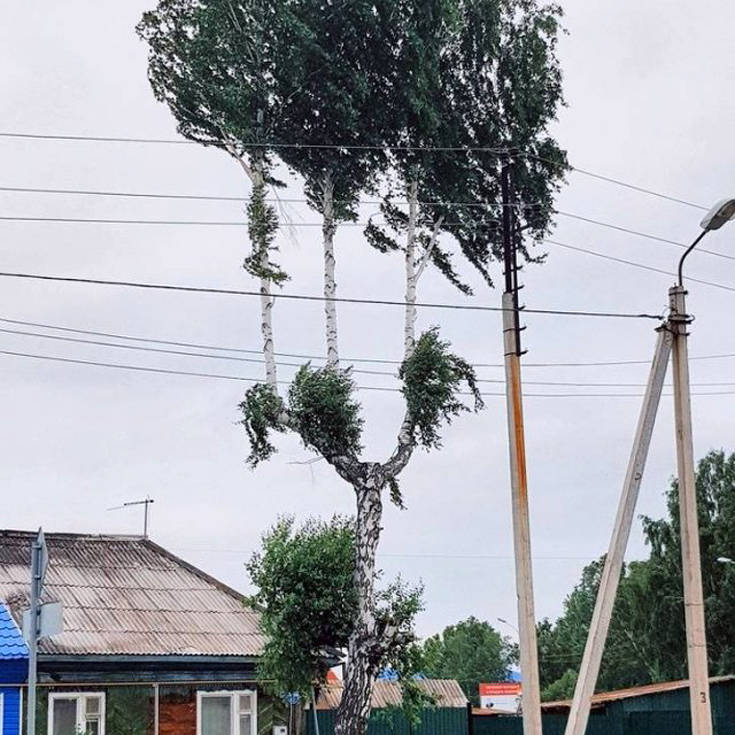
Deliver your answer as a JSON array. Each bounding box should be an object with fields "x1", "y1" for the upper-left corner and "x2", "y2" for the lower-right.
[
  {"x1": 670, "y1": 283, "x2": 712, "y2": 735},
  {"x1": 564, "y1": 326, "x2": 672, "y2": 735},
  {"x1": 563, "y1": 196, "x2": 735, "y2": 735},
  {"x1": 500, "y1": 159, "x2": 542, "y2": 735},
  {"x1": 667, "y1": 199, "x2": 735, "y2": 735}
]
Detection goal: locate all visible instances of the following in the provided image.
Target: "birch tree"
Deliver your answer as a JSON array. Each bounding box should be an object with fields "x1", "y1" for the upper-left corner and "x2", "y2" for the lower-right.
[
  {"x1": 138, "y1": 2, "x2": 565, "y2": 734},
  {"x1": 138, "y1": 0, "x2": 299, "y2": 386}
]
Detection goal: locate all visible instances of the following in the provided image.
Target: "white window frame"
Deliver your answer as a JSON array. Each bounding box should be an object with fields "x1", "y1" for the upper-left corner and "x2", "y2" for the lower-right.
[
  {"x1": 48, "y1": 692, "x2": 106, "y2": 735},
  {"x1": 196, "y1": 689, "x2": 257, "y2": 735}
]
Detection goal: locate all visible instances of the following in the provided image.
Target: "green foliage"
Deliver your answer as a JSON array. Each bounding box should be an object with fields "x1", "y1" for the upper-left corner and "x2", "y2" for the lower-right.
[
  {"x1": 239, "y1": 383, "x2": 286, "y2": 467},
  {"x1": 288, "y1": 366, "x2": 364, "y2": 461},
  {"x1": 400, "y1": 329, "x2": 483, "y2": 450},
  {"x1": 366, "y1": 0, "x2": 567, "y2": 291},
  {"x1": 540, "y1": 669, "x2": 578, "y2": 702},
  {"x1": 417, "y1": 616, "x2": 517, "y2": 707},
  {"x1": 244, "y1": 177, "x2": 287, "y2": 284},
  {"x1": 247, "y1": 516, "x2": 357, "y2": 696},
  {"x1": 247, "y1": 516, "x2": 424, "y2": 700},
  {"x1": 375, "y1": 578, "x2": 425, "y2": 657},
  {"x1": 539, "y1": 450, "x2": 735, "y2": 696},
  {"x1": 239, "y1": 366, "x2": 364, "y2": 467}
]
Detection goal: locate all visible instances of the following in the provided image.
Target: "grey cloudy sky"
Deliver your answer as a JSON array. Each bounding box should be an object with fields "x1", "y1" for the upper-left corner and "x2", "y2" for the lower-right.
[{"x1": 1, "y1": 1, "x2": 734, "y2": 641}]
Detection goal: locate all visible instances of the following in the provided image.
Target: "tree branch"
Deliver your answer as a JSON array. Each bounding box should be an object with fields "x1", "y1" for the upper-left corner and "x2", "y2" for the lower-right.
[{"x1": 415, "y1": 215, "x2": 445, "y2": 282}]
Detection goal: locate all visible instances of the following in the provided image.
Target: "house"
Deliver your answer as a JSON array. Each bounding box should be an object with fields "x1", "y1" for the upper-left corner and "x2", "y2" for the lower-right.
[
  {"x1": 0, "y1": 529, "x2": 281, "y2": 735},
  {"x1": 0, "y1": 602, "x2": 27, "y2": 735},
  {"x1": 309, "y1": 678, "x2": 469, "y2": 735}
]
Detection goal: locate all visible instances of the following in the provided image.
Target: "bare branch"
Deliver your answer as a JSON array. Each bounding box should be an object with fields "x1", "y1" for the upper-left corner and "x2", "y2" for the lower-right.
[{"x1": 415, "y1": 215, "x2": 445, "y2": 282}]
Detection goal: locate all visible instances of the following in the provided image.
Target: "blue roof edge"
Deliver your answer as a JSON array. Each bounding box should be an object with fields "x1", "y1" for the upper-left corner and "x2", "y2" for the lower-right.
[{"x1": 0, "y1": 603, "x2": 28, "y2": 660}]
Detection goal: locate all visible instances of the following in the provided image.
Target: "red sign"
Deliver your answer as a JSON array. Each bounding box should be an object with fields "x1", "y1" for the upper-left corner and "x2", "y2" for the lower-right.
[{"x1": 479, "y1": 683, "x2": 522, "y2": 696}]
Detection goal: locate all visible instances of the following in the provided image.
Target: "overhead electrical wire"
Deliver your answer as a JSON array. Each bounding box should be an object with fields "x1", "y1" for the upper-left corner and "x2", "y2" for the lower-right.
[
  {"x1": 0, "y1": 271, "x2": 662, "y2": 320},
  {"x1": 3, "y1": 346, "x2": 735, "y2": 397},
  {"x1": 0, "y1": 192, "x2": 728, "y2": 262},
  {"x1": 2, "y1": 313, "x2": 735, "y2": 368},
  {"x1": 3, "y1": 323, "x2": 735, "y2": 388},
  {"x1": 546, "y1": 239, "x2": 735, "y2": 294},
  {"x1": 0, "y1": 130, "x2": 708, "y2": 210}
]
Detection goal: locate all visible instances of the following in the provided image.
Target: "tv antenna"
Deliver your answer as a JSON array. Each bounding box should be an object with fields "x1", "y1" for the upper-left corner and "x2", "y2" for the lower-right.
[{"x1": 107, "y1": 495, "x2": 155, "y2": 538}]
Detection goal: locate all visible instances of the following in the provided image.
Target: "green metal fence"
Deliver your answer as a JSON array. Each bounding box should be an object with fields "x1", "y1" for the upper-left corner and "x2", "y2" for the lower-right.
[{"x1": 306, "y1": 707, "x2": 469, "y2": 735}]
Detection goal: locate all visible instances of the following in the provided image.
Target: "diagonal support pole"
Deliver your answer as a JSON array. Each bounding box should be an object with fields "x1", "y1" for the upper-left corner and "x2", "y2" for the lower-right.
[{"x1": 564, "y1": 324, "x2": 673, "y2": 735}]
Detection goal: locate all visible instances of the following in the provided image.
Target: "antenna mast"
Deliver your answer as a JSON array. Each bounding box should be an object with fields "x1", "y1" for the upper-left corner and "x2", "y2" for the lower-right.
[{"x1": 108, "y1": 495, "x2": 155, "y2": 537}]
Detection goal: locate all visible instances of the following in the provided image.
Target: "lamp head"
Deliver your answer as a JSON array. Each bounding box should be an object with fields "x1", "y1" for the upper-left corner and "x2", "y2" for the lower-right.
[{"x1": 700, "y1": 198, "x2": 735, "y2": 232}]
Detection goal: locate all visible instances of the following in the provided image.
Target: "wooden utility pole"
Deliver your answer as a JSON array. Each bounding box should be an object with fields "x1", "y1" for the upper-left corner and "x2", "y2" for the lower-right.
[
  {"x1": 564, "y1": 326, "x2": 673, "y2": 735},
  {"x1": 669, "y1": 284, "x2": 713, "y2": 735},
  {"x1": 501, "y1": 160, "x2": 542, "y2": 735}
]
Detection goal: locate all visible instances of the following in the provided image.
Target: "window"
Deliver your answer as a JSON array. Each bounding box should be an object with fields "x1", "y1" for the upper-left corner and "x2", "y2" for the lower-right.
[
  {"x1": 197, "y1": 691, "x2": 256, "y2": 735},
  {"x1": 48, "y1": 693, "x2": 105, "y2": 735}
]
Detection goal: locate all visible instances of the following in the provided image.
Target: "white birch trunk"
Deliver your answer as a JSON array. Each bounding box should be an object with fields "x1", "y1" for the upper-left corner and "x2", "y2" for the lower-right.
[
  {"x1": 334, "y1": 470, "x2": 384, "y2": 735},
  {"x1": 403, "y1": 180, "x2": 419, "y2": 359},
  {"x1": 322, "y1": 172, "x2": 339, "y2": 368},
  {"x1": 253, "y1": 157, "x2": 277, "y2": 388}
]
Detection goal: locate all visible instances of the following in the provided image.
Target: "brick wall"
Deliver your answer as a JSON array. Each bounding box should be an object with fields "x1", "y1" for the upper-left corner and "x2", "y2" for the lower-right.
[{"x1": 159, "y1": 692, "x2": 197, "y2": 735}]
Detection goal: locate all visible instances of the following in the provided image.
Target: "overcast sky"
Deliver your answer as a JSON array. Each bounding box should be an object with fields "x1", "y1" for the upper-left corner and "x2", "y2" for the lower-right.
[{"x1": 1, "y1": 1, "x2": 734, "y2": 642}]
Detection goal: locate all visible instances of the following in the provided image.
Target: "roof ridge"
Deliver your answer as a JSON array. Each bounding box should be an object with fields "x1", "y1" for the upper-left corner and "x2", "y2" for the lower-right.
[{"x1": 0, "y1": 529, "x2": 145, "y2": 541}]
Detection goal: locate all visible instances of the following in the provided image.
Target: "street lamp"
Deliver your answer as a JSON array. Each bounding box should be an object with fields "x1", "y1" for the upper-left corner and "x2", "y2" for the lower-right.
[
  {"x1": 669, "y1": 196, "x2": 735, "y2": 735},
  {"x1": 678, "y1": 197, "x2": 735, "y2": 285}
]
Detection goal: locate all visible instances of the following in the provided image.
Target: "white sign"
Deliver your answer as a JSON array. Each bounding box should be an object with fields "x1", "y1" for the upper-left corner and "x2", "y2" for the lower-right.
[{"x1": 22, "y1": 601, "x2": 63, "y2": 642}]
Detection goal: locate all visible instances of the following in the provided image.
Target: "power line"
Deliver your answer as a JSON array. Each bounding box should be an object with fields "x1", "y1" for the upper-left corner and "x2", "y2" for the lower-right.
[
  {"x1": 0, "y1": 131, "x2": 708, "y2": 210},
  {"x1": 553, "y1": 211, "x2": 734, "y2": 262},
  {"x1": 3, "y1": 346, "x2": 735, "y2": 397},
  {"x1": 0, "y1": 131, "x2": 507, "y2": 153},
  {"x1": 3, "y1": 321, "x2": 735, "y2": 388},
  {"x1": 173, "y1": 546, "x2": 595, "y2": 561},
  {"x1": 0, "y1": 271, "x2": 662, "y2": 320},
  {"x1": 0, "y1": 185, "x2": 721, "y2": 260},
  {"x1": 5, "y1": 314, "x2": 735, "y2": 369},
  {"x1": 0, "y1": 184, "x2": 518, "y2": 209},
  {"x1": 546, "y1": 239, "x2": 735, "y2": 294},
  {"x1": 0, "y1": 215, "x2": 418, "y2": 227},
  {"x1": 565, "y1": 166, "x2": 708, "y2": 211}
]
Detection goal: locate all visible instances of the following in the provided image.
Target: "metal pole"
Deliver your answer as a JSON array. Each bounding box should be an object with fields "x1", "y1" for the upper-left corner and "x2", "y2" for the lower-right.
[
  {"x1": 311, "y1": 687, "x2": 321, "y2": 735},
  {"x1": 27, "y1": 537, "x2": 41, "y2": 735},
  {"x1": 153, "y1": 683, "x2": 160, "y2": 735},
  {"x1": 502, "y1": 292, "x2": 542, "y2": 735},
  {"x1": 564, "y1": 326, "x2": 673, "y2": 735},
  {"x1": 669, "y1": 285, "x2": 712, "y2": 735}
]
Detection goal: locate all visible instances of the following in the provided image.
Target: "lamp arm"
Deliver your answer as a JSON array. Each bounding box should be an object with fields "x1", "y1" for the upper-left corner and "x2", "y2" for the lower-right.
[{"x1": 677, "y1": 230, "x2": 709, "y2": 286}]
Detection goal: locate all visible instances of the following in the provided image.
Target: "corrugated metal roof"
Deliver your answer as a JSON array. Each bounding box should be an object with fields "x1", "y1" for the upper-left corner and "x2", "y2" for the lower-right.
[
  {"x1": 0, "y1": 530, "x2": 264, "y2": 657},
  {"x1": 541, "y1": 674, "x2": 735, "y2": 711},
  {"x1": 0, "y1": 602, "x2": 27, "y2": 660},
  {"x1": 316, "y1": 679, "x2": 467, "y2": 710}
]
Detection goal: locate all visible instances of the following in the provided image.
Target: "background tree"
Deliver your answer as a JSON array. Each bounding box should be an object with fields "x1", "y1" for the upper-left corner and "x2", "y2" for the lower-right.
[
  {"x1": 538, "y1": 449, "x2": 735, "y2": 699},
  {"x1": 417, "y1": 617, "x2": 517, "y2": 707}
]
